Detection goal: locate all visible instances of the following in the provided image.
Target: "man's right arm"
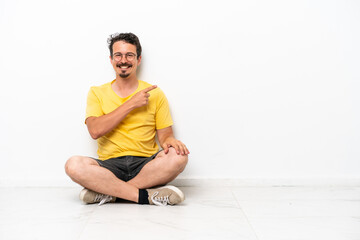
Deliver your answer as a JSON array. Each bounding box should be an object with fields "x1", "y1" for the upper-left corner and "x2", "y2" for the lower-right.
[
  {"x1": 86, "y1": 85, "x2": 157, "y2": 140},
  {"x1": 86, "y1": 100, "x2": 134, "y2": 140}
]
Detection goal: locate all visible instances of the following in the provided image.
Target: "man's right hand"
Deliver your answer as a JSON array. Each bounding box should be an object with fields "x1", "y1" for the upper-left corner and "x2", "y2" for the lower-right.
[{"x1": 129, "y1": 85, "x2": 157, "y2": 108}]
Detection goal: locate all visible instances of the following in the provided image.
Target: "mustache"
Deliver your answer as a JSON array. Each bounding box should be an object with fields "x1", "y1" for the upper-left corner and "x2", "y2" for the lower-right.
[{"x1": 116, "y1": 63, "x2": 132, "y2": 67}]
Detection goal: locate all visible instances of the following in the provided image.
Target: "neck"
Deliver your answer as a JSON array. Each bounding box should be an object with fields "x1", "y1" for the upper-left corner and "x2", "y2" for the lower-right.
[
  {"x1": 114, "y1": 73, "x2": 138, "y2": 88},
  {"x1": 112, "y1": 76, "x2": 139, "y2": 98}
]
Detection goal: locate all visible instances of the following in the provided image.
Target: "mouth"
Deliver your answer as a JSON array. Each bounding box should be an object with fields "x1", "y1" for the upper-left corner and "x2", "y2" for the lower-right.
[{"x1": 117, "y1": 64, "x2": 132, "y2": 71}]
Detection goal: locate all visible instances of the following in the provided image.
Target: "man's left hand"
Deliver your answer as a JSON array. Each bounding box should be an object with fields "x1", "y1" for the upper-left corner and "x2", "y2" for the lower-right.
[{"x1": 162, "y1": 138, "x2": 190, "y2": 156}]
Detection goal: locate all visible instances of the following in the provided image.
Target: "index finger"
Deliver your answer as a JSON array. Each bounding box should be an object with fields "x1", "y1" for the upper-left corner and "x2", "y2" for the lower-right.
[{"x1": 143, "y1": 85, "x2": 157, "y2": 93}]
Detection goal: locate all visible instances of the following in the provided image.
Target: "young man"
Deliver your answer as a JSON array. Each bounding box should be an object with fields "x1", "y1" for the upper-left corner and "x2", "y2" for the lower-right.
[{"x1": 65, "y1": 33, "x2": 189, "y2": 206}]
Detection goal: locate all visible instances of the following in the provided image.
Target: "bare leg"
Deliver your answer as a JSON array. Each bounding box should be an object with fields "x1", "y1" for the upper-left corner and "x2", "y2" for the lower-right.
[
  {"x1": 65, "y1": 148, "x2": 188, "y2": 202},
  {"x1": 65, "y1": 156, "x2": 139, "y2": 202},
  {"x1": 128, "y1": 147, "x2": 188, "y2": 189}
]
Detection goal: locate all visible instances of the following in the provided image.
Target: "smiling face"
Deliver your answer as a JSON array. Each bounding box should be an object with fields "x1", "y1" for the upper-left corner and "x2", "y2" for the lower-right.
[{"x1": 110, "y1": 41, "x2": 141, "y2": 79}]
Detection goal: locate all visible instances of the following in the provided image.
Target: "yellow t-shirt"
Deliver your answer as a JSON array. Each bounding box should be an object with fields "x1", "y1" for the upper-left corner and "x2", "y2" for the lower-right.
[{"x1": 85, "y1": 80, "x2": 173, "y2": 160}]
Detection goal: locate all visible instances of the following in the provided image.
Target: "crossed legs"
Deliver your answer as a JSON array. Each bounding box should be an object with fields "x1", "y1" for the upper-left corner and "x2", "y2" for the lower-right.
[{"x1": 64, "y1": 147, "x2": 188, "y2": 203}]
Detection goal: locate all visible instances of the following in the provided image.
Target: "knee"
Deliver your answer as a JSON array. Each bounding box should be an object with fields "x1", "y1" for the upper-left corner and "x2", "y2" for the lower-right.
[
  {"x1": 164, "y1": 148, "x2": 188, "y2": 173},
  {"x1": 65, "y1": 155, "x2": 83, "y2": 178}
]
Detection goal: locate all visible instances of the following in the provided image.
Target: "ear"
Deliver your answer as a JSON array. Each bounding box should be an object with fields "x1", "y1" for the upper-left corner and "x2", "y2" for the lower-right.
[
  {"x1": 109, "y1": 55, "x2": 113, "y2": 64},
  {"x1": 137, "y1": 55, "x2": 142, "y2": 65}
]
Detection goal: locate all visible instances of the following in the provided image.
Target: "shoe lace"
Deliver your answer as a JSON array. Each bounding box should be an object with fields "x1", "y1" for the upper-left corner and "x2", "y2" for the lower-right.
[
  {"x1": 151, "y1": 191, "x2": 170, "y2": 206},
  {"x1": 94, "y1": 194, "x2": 113, "y2": 206}
]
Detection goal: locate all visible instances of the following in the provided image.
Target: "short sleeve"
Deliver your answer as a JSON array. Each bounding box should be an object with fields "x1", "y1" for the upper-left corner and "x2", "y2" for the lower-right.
[
  {"x1": 85, "y1": 87, "x2": 104, "y2": 123},
  {"x1": 155, "y1": 89, "x2": 173, "y2": 129}
]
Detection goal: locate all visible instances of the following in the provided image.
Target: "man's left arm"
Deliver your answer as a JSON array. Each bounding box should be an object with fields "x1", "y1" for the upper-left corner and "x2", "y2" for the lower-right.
[{"x1": 157, "y1": 126, "x2": 190, "y2": 156}]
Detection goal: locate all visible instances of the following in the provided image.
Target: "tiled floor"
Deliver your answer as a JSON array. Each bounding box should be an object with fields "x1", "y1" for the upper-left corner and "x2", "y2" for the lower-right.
[{"x1": 1, "y1": 186, "x2": 360, "y2": 240}]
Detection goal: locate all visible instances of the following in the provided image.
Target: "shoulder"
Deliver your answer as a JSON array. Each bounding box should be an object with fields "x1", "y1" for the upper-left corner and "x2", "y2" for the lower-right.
[{"x1": 88, "y1": 80, "x2": 113, "y2": 96}]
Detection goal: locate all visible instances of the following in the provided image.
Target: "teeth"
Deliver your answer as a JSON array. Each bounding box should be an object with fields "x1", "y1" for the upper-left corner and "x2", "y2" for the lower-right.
[{"x1": 120, "y1": 66, "x2": 128, "y2": 69}]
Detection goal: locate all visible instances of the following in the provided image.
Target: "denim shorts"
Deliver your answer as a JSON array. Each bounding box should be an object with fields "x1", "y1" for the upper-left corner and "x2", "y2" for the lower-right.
[{"x1": 94, "y1": 151, "x2": 161, "y2": 182}]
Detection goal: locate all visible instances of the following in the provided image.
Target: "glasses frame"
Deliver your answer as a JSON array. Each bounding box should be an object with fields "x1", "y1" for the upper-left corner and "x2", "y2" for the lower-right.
[{"x1": 112, "y1": 52, "x2": 137, "y2": 62}]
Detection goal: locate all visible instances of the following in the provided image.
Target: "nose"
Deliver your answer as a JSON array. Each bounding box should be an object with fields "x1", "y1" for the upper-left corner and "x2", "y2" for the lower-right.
[{"x1": 120, "y1": 57, "x2": 127, "y2": 63}]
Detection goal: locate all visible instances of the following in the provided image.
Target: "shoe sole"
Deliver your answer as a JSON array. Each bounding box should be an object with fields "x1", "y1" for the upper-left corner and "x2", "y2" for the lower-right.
[{"x1": 157, "y1": 185, "x2": 185, "y2": 202}]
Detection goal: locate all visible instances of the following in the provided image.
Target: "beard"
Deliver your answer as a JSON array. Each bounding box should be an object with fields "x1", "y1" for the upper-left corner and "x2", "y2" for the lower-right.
[{"x1": 119, "y1": 73, "x2": 130, "y2": 78}]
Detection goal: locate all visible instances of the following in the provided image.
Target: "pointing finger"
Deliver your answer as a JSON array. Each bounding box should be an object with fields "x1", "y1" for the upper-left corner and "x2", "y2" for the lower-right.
[{"x1": 143, "y1": 85, "x2": 157, "y2": 93}]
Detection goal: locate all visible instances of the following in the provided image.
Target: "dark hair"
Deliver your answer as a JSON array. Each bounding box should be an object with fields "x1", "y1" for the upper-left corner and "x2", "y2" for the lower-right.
[{"x1": 107, "y1": 32, "x2": 142, "y2": 59}]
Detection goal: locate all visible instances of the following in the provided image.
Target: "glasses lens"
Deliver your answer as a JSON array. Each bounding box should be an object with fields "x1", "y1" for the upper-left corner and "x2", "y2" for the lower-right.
[
  {"x1": 113, "y1": 54, "x2": 122, "y2": 61},
  {"x1": 126, "y1": 53, "x2": 135, "y2": 61}
]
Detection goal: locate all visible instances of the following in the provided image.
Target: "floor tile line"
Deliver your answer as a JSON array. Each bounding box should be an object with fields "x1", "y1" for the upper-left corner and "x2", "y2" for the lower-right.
[
  {"x1": 76, "y1": 205, "x2": 97, "y2": 240},
  {"x1": 231, "y1": 189, "x2": 261, "y2": 240}
]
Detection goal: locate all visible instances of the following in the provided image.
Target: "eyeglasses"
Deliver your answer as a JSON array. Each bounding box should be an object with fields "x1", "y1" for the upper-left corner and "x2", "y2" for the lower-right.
[{"x1": 113, "y1": 52, "x2": 137, "y2": 61}]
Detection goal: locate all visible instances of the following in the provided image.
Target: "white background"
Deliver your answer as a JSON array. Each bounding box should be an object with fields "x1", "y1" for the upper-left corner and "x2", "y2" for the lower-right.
[{"x1": 0, "y1": 0, "x2": 359, "y2": 186}]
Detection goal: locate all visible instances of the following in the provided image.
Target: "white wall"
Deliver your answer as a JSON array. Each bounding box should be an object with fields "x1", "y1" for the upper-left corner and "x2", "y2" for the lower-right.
[{"x1": 1, "y1": 0, "x2": 359, "y2": 186}]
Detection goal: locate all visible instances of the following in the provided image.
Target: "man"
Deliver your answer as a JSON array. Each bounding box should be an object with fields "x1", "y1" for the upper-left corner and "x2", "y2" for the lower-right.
[{"x1": 65, "y1": 33, "x2": 189, "y2": 206}]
